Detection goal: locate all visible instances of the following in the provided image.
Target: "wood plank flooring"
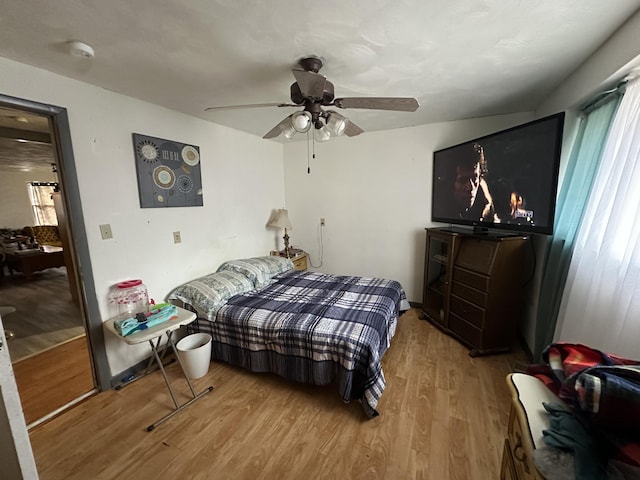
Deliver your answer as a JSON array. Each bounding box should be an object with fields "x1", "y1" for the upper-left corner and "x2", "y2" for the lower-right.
[
  {"x1": 13, "y1": 335, "x2": 95, "y2": 425},
  {"x1": 29, "y1": 309, "x2": 528, "y2": 480},
  {"x1": 0, "y1": 266, "x2": 84, "y2": 362}
]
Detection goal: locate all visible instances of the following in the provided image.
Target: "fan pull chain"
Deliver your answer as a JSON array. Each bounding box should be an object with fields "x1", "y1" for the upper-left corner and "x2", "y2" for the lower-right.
[
  {"x1": 307, "y1": 130, "x2": 311, "y2": 174},
  {"x1": 306, "y1": 129, "x2": 316, "y2": 174}
]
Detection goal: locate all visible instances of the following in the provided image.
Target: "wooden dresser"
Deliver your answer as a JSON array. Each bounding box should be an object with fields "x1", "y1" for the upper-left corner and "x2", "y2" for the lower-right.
[
  {"x1": 422, "y1": 228, "x2": 528, "y2": 356},
  {"x1": 500, "y1": 373, "x2": 563, "y2": 480}
]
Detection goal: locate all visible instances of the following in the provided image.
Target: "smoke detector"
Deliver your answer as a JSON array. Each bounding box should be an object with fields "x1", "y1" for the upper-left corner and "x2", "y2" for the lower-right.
[{"x1": 67, "y1": 41, "x2": 95, "y2": 59}]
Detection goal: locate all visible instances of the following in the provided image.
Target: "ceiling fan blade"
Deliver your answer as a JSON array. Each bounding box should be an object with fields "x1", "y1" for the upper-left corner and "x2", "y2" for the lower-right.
[
  {"x1": 334, "y1": 97, "x2": 419, "y2": 112},
  {"x1": 292, "y1": 69, "x2": 327, "y2": 99},
  {"x1": 205, "y1": 102, "x2": 296, "y2": 112},
  {"x1": 344, "y1": 120, "x2": 364, "y2": 137},
  {"x1": 263, "y1": 115, "x2": 293, "y2": 139}
]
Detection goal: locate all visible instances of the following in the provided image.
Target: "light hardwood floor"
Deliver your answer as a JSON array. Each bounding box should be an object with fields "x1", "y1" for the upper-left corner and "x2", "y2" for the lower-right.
[
  {"x1": 14, "y1": 335, "x2": 95, "y2": 425},
  {"x1": 29, "y1": 309, "x2": 527, "y2": 479},
  {"x1": 0, "y1": 266, "x2": 84, "y2": 362}
]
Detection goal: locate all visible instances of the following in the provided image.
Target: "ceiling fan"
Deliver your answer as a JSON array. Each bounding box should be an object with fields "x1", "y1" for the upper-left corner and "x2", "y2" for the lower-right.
[{"x1": 205, "y1": 56, "x2": 419, "y2": 141}]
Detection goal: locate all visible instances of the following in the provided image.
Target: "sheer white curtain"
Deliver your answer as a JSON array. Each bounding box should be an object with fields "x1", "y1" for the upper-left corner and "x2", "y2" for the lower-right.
[
  {"x1": 554, "y1": 76, "x2": 640, "y2": 358},
  {"x1": 27, "y1": 183, "x2": 57, "y2": 226}
]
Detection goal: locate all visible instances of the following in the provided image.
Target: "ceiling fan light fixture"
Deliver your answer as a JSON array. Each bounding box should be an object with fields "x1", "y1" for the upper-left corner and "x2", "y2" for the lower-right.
[
  {"x1": 326, "y1": 111, "x2": 348, "y2": 136},
  {"x1": 314, "y1": 119, "x2": 331, "y2": 142},
  {"x1": 280, "y1": 121, "x2": 297, "y2": 141},
  {"x1": 291, "y1": 111, "x2": 312, "y2": 133}
]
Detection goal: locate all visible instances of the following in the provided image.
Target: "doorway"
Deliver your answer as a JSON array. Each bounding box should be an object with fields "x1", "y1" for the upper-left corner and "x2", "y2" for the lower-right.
[{"x1": 0, "y1": 94, "x2": 110, "y2": 426}]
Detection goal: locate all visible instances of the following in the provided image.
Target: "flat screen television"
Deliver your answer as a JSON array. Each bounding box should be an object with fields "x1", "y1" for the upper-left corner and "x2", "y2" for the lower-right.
[{"x1": 431, "y1": 112, "x2": 565, "y2": 235}]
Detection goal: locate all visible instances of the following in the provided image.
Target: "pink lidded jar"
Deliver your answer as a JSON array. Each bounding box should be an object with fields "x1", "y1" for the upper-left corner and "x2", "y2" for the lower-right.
[{"x1": 110, "y1": 279, "x2": 149, "y2": 319}]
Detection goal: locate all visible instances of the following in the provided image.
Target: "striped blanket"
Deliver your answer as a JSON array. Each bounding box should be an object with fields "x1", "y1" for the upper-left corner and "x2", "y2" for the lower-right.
[
  {"x1": 188, "y1": 270, "x2": 410, "y2": 418},
  {"x1": 532, "y1": 343, "x2": 640, "y2": 426},
  {"x1": 528, "y1": 343, "x2": 640, "y2": 468}
]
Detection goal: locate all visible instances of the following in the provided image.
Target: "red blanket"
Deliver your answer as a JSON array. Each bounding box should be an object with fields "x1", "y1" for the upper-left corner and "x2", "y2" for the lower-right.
[{"x1": 527, "y1": 342, "x2": 640, "y2": 468}]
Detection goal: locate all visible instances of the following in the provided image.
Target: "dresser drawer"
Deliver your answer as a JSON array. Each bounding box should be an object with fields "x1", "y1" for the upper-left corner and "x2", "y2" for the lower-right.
[
  {"x1": 455, "y1": 238, "x2": 497, "y2": 274},
  {"x1": 450, "y1": 295, "x2": 485, "y2": 328},
  {"x1": 448, "y1": 312, "x2": 482, "y2": 347},
  {"x1": 451, "y1": 281, "x2": 487, "y2": 307},
  {"x1": 292, "y1": 254, "x2": 307, "y2": 271},
  {"x1": 453, "y1": 267, "x2": 489, "y2": 292}
]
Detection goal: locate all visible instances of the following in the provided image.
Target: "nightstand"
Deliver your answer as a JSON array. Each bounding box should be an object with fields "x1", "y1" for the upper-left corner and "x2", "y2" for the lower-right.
[
  {"x1": 271, "y1": 250, "x2": 308, "y2": 271},
  {"x1": 290, "y1": 252, "x2": 308, "y2": 271}
]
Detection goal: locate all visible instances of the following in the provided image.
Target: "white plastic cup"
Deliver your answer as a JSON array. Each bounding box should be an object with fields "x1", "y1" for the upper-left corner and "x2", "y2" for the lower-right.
[{"x1": 176, "y1": 333, "x2": 212, "y2": 380}]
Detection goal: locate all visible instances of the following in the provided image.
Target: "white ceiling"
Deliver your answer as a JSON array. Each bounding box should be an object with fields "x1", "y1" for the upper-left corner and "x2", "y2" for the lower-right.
[{"x1": 0, "y1": 0, "x2": 639, "y2": 145}]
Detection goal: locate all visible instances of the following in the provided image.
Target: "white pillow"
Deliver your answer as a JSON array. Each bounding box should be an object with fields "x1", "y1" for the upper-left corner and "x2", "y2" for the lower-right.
[
  {"x1": 166, "y1": 270, "x2": 254, "y2": 321},
  {"x1": 216, "y1": 256, "x2": 293, "y2": 288}
]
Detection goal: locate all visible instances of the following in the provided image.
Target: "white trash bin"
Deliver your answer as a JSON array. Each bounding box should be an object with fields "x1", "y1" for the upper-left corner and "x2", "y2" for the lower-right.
[{"x1": 176, "y1": 333, "x2": 212, "y2": 380}]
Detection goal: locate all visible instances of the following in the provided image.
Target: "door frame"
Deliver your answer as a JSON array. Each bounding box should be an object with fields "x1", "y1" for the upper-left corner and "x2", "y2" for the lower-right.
[
  {"x1": 0, "y1": 315, "x2": 38, "y2": 479},
  {"x1": 0, "y1": 92, "x2": 110, "y2": 390}
]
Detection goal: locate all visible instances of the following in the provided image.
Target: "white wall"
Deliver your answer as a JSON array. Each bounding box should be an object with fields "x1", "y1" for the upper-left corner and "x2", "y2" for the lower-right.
[
  {"x1": 282, "y1": 112, "x2": 533, "y2": 303},
  {"x1": 0, "y1": 166, "x2": 56, "y2": 229},
  {"x1": 0, "y1": 56, "x2": 285, "y2": 375}
]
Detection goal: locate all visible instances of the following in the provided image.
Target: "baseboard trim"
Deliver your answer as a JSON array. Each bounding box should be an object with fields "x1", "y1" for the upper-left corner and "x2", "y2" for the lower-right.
[
  {"x1": 109, "y1": 356, "x2": 152, "y2": 389},
  {"x1": 27, "y1": 389, "x2": 97, "y2": 430}
]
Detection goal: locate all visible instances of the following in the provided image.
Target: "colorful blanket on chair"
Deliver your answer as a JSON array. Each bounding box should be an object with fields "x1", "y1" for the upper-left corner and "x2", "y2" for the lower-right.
[{"x1": 527, "y1": 342, "x2": 640, "y2": 468}]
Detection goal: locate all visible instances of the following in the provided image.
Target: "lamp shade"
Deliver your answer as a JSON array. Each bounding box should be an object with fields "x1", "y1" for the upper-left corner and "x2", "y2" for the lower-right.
[{"x1": 268, "y1": 208, "x2": 293, "y2": 230}]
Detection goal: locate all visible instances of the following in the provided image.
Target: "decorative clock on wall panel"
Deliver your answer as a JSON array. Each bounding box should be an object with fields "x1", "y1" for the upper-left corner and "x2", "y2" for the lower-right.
[{"x1": 132, "y1": 133, "x2": 203, "y2": 208}]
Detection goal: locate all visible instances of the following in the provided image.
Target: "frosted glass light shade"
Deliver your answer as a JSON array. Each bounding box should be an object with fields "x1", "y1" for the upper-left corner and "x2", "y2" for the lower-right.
[
  {"x1": 291, "y1": 111, "x2": 312, "y2": 133},
  {"x1": 280, "y1": 121, "x2": 297, "y2": 141},
  {"x1": 314, "y1": 125, "x2": 331, "y2": 142},
  {"x1": 326, "y1": 111, "x2": 348, "y2": 136}
]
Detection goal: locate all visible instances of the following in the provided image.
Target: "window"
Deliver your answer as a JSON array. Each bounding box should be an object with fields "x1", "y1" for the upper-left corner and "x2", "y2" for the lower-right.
[
  {"x1": 27, "y1": 182, "x2": 58, "y2": 226},
  {"x1": 554, "y1": 75, "x2": 640, "y2": 359}
]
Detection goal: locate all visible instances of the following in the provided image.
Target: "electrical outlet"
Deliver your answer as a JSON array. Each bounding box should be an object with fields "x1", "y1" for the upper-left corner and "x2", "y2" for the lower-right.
[
  {"x1": 320, "y1": 217, "x2": 325, "y2": 226},
  {"x1": 173, "y1": 231, "x2": 182, "y2": 244},
  {"x1": 99, "y1": 224, "x2": 113, "y2": 240}
]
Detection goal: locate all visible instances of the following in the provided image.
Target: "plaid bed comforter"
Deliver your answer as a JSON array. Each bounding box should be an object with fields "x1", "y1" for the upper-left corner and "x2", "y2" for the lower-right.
[{"x1": 191, "y1": 270, "x2": 410, "y2": 418}]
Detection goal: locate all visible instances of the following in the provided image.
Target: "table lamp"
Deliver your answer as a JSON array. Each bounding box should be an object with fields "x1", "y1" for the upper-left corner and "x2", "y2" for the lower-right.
[{"x1": 268, "y1": 208, "x2": 293, "y2": 258}]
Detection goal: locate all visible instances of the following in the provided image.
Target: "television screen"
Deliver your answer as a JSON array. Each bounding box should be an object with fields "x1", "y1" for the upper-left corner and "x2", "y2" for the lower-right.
[{"x1": 431, "y1": 112, "x2": 564, "y2": 235}]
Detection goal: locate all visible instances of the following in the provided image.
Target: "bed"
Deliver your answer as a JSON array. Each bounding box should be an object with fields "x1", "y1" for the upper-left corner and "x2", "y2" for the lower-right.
[{"x1": 167, "y1": 256, "x2": 410, "y2": 418}]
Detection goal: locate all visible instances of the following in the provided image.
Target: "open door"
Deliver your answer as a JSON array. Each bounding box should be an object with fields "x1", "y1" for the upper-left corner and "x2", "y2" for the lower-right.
[
  {"x1": 0, "y1": 93, "x2": 111, "y2": 429},
  {"x1": 0, "y1": 314, "x2": 38, "y2": 479}
]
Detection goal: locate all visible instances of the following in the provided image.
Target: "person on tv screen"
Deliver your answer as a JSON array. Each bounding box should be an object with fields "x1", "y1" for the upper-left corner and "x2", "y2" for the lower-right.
[
  {"x1": 452, "y1": 143, "x2": 494, "y2": 221},
  {"x1": 491, "y1": 178, "x2": 535, "y2": 226}
]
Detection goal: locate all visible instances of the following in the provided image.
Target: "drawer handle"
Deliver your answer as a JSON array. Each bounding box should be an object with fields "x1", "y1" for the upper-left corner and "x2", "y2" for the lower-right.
[{"x1": 513, "y1": 431, "x2": 530, "y2": 474}]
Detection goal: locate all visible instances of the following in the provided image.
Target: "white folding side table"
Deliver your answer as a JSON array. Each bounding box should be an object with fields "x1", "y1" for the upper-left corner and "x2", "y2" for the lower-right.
[{"x1": 104, "y1": 306, "x2": 213, "y2": 431}]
